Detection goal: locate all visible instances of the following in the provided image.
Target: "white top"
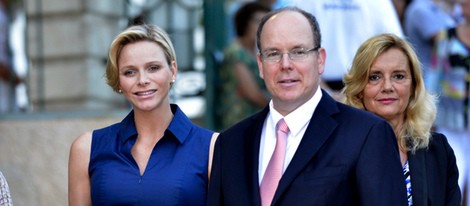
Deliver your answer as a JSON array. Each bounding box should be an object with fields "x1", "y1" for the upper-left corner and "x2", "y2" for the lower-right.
[
  {"x1": 0, "y1": 171, "x2": 13, "y2": 206},
  {"x1": 259, "y1": 87, "x2": 322, "y2": 184},
  {"x1": 288, "y1": 0, "x2": 403, "y2": 80}
]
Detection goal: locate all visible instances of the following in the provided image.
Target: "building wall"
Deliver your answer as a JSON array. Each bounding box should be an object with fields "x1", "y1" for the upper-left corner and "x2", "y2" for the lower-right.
[
  {"x1": 1, "y1": 0, "x2": 128, "y2": 205},
  {"x1": 25, "y1": 0, "x2": 127, "y2": 112},
  {"x1": 0, "y1": 113, "x2": 124, "y2": 206}
]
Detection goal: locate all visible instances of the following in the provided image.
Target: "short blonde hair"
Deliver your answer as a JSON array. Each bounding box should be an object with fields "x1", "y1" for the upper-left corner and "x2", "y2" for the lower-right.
[
  {"x1": 343, "y1": 33, "x2": 437, "y2": 153},
  {"x1": 105, "y1": 24, "x2": 177, "y2": 92}
]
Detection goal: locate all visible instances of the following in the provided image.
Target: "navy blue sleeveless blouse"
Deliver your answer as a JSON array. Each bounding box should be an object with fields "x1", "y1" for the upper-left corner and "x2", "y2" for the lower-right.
[{"x1": 89, "y1": 104, "x2": 213, "y2": 206}]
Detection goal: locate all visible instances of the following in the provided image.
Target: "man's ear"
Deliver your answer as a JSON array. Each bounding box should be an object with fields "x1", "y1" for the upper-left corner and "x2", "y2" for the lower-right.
[
  {"x1": 257, "y1": 53, "x2": 264, "y2": 80},
  {"x1": 317, "y1": 47, "x2": 326, "y2": 75}
]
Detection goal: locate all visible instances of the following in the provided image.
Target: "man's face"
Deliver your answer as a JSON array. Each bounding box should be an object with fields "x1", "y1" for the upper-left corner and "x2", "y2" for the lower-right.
[{"x1": 257, "y1": 11, "x2": 325, "y2": 115}]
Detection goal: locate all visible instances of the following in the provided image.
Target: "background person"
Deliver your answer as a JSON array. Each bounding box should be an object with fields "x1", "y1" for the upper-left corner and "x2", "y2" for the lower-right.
[
  {"x1": 432, "y1": 0, "x2": 470, "y2": 131},
  {"x1": 68, "y1": 24, "x2": 217, "y2": 206},
  {"x1": 0, "y1": 0, "x2": 21, "y2": 112},
  {"x1": 208, "y1": 7, "x2": 407, "y2": 206},
  {"x1": 432, "y1": 0, "x2": 470, "y2": 201},
  {"x1": 343, "y1": 33, "x2": 461, "y2": 206},
  {"x1": 403, "y1": 0, "x2": 458, "y2": 93},
  {"x1": 216, "y1": 2, "x2": 271, "y2": 131}
]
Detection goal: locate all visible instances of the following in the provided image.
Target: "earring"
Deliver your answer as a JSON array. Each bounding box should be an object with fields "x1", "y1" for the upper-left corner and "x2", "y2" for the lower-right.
[
  {"x1": 171, "y1": 79, "x2": 175, "y2": 83},
  {"x1": 118, "y1": 89, "x2": 122, "y2": 93}
]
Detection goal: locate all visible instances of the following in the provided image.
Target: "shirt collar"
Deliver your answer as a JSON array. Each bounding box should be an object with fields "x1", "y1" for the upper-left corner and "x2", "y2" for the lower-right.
[
  {"x1": 117, "y1": 110, "x2": 138, "y2": 144},
  {"x1": 167, "y1": 104, "x2": 193, "y2": 144},
  {"x1": 269, "y1": 87, "x2": 322, "y2": 136},
  {"x1": 117, "y1": 104, "x2": 193, "y2": 144}
]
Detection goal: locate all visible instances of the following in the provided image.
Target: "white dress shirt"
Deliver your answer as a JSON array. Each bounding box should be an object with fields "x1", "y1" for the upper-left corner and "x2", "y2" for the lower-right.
[{"x1": 259, "y1": 87, "x2": 323, "y2": 184}]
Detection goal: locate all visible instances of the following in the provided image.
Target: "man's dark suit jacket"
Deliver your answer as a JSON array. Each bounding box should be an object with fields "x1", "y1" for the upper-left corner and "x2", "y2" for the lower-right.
[
  {"x1": 208, "y1": 92, "x2": 408, "y2": 206},
  {"x1": 408, "y1": 132, "x2": 461, "y2": 206}
]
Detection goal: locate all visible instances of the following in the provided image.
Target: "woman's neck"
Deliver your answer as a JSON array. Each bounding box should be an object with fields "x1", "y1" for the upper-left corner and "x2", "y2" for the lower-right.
[
  {"x1": 388, "y1": 117, "x2": 404, "y2": 139},
  {"x1": 134, "y1": 104, "x2": 174, "y2": 140}
]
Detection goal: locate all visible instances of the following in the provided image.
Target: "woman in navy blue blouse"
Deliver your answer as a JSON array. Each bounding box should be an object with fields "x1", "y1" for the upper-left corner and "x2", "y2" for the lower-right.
[{"x1": 68, "y1": 24, "x2": 218, "y2": 206}]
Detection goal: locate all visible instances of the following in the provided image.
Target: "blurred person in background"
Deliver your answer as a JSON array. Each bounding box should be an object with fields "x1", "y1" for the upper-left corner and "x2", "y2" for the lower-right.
[
  {"x1": 404, "y1": 0, "x2": 458, "y2": 93},
  {"x1": 391, "y1": 0, "x2": 413, "y2": 29},
  {"x1": 216, "y1": 2, "x2": 271, "y2": 131},
  {"x1": 432, "y1": 1, "x2": 470, "y2": 201},
  {"x1": 432, "y1": 0, "x2": 470, "y2": 131},
  {"x1": 343, "y1": 33, "x2": 461, "y2": 206},
  {"x1": 0, "y1": 0, "x2": 21, "y2": 113},
  {"x1": 68, "y1": 24, "x2": 218, "y2": 206},
  {"x1": 225, "y1": 0, "x2": 277, "y2": 43}
]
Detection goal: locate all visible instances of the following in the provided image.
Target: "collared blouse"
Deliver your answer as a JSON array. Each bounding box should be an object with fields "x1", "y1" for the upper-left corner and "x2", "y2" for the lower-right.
[{"x1": 89, "y1": 104, "x2": 213, "y2": 206}]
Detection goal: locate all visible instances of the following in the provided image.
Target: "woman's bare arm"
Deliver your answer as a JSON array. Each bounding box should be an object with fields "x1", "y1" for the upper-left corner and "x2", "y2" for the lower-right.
[{"x1": 68, "y1": 131, "x2": 92, "y2": 206}]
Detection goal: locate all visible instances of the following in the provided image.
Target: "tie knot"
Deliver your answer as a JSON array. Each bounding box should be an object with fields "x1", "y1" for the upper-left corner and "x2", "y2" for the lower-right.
[{"x1": 276, "y1": 119, "x2": 289, "y2": 134}]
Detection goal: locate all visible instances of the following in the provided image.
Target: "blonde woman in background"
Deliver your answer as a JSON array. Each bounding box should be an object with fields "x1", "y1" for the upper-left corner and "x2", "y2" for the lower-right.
[{"x1": 343, "y1": 33, "x2": 461, "y2": 206}]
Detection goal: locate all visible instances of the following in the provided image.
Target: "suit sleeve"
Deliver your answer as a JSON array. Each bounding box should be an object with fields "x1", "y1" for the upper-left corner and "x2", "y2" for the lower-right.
[
  {"x1": 355, "y1": 120, "x2": 408, "y2": 205},
  {"x1": 207, "y1": 135, "x2": 223, "y2": 206},
  {"x1": 440, "y1": 134, "x2": 462, "y2": 205}
]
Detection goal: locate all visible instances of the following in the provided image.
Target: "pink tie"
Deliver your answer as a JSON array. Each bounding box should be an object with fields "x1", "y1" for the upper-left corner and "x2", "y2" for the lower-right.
[{"x1": 260, "y1": 119, "x2": 289, "y2": 206}]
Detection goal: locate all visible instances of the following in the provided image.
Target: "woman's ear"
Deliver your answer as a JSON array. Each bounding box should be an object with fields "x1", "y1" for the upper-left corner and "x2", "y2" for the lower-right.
[
  {"x1": 171, "y1": 60, "x2": 178, "y2": 78},
  {"x1": 170, "y1": 61, "x2": 177, "y2": 86}
]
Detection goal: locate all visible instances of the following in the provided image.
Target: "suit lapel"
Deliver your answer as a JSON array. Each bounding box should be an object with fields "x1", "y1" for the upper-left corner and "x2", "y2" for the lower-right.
[
  {"x1": 272, "y1": 93, "x2": 339, "y2": 203},
  {"x1": 408, "y1": 150, "x2": 428, "y2": 206},
  {"x1": 245, "y1": 107, "x2": 270, "y2": 205}
]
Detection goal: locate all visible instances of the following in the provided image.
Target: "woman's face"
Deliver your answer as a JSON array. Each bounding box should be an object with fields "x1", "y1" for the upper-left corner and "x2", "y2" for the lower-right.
[
  {"x1": 118, "y1": 41, "x2": 176, "y2": 112},
  {"x1": 361, "y1": 48, "x2": 413, "y2": 123}
]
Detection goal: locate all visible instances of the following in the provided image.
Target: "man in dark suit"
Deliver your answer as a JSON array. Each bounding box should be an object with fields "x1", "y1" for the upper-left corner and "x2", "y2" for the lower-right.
[{"x1": 207, "y1": 7, "x2": 408, "y2": 206}]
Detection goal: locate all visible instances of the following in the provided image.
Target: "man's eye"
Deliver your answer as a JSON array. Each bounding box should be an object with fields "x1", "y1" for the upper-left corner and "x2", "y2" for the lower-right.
[
  {"x1": 266, "y1": 51, "x2": 280, "y2": 58},
  {"x1": 291, "y1": 49, "x2": 307, "y2": 55}
]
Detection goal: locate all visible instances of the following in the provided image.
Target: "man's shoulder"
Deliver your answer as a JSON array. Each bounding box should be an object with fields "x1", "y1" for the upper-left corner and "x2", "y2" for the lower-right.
[
  {"x1": 218, "y1": 108, "x2": 268, "y2": 143},
  {"x1": 223, "y1": 111, "x2": 264, "y2": 133},
  {"x1": 316, "y1": 92, "x2": 385, "y2": 125},
  {"x1": 333, "y1": 101, "x2": 386, "y2": 124}
]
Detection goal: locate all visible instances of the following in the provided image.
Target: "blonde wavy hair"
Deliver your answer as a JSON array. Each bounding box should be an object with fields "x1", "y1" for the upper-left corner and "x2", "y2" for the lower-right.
[
  {"x1": 343, "y1": 33, "x2": 437, "y2": 153},
  {"x1": 105, "y1": 24, "x2": 177, "y2": 92}
]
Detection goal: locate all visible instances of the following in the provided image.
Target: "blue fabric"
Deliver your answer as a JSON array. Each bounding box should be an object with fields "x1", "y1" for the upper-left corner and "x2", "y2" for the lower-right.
[
  {"x1": 89, "y1": 104, "x2": 213, "y2": 206},
  {"x1": 404, "y1": 160, "x2": 413, "y2": 205}
]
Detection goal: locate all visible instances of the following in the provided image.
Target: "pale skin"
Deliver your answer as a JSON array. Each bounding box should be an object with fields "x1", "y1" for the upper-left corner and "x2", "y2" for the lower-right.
[
  {"x1": 257, "y1": 11, "x2": 326, "y2": 116},
  {"x1": 360, "y1": 48, "x2": 413, "y2": 166},
  {"x1": 68, "y1": 41, "x2": 218, "y2": 205}
]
